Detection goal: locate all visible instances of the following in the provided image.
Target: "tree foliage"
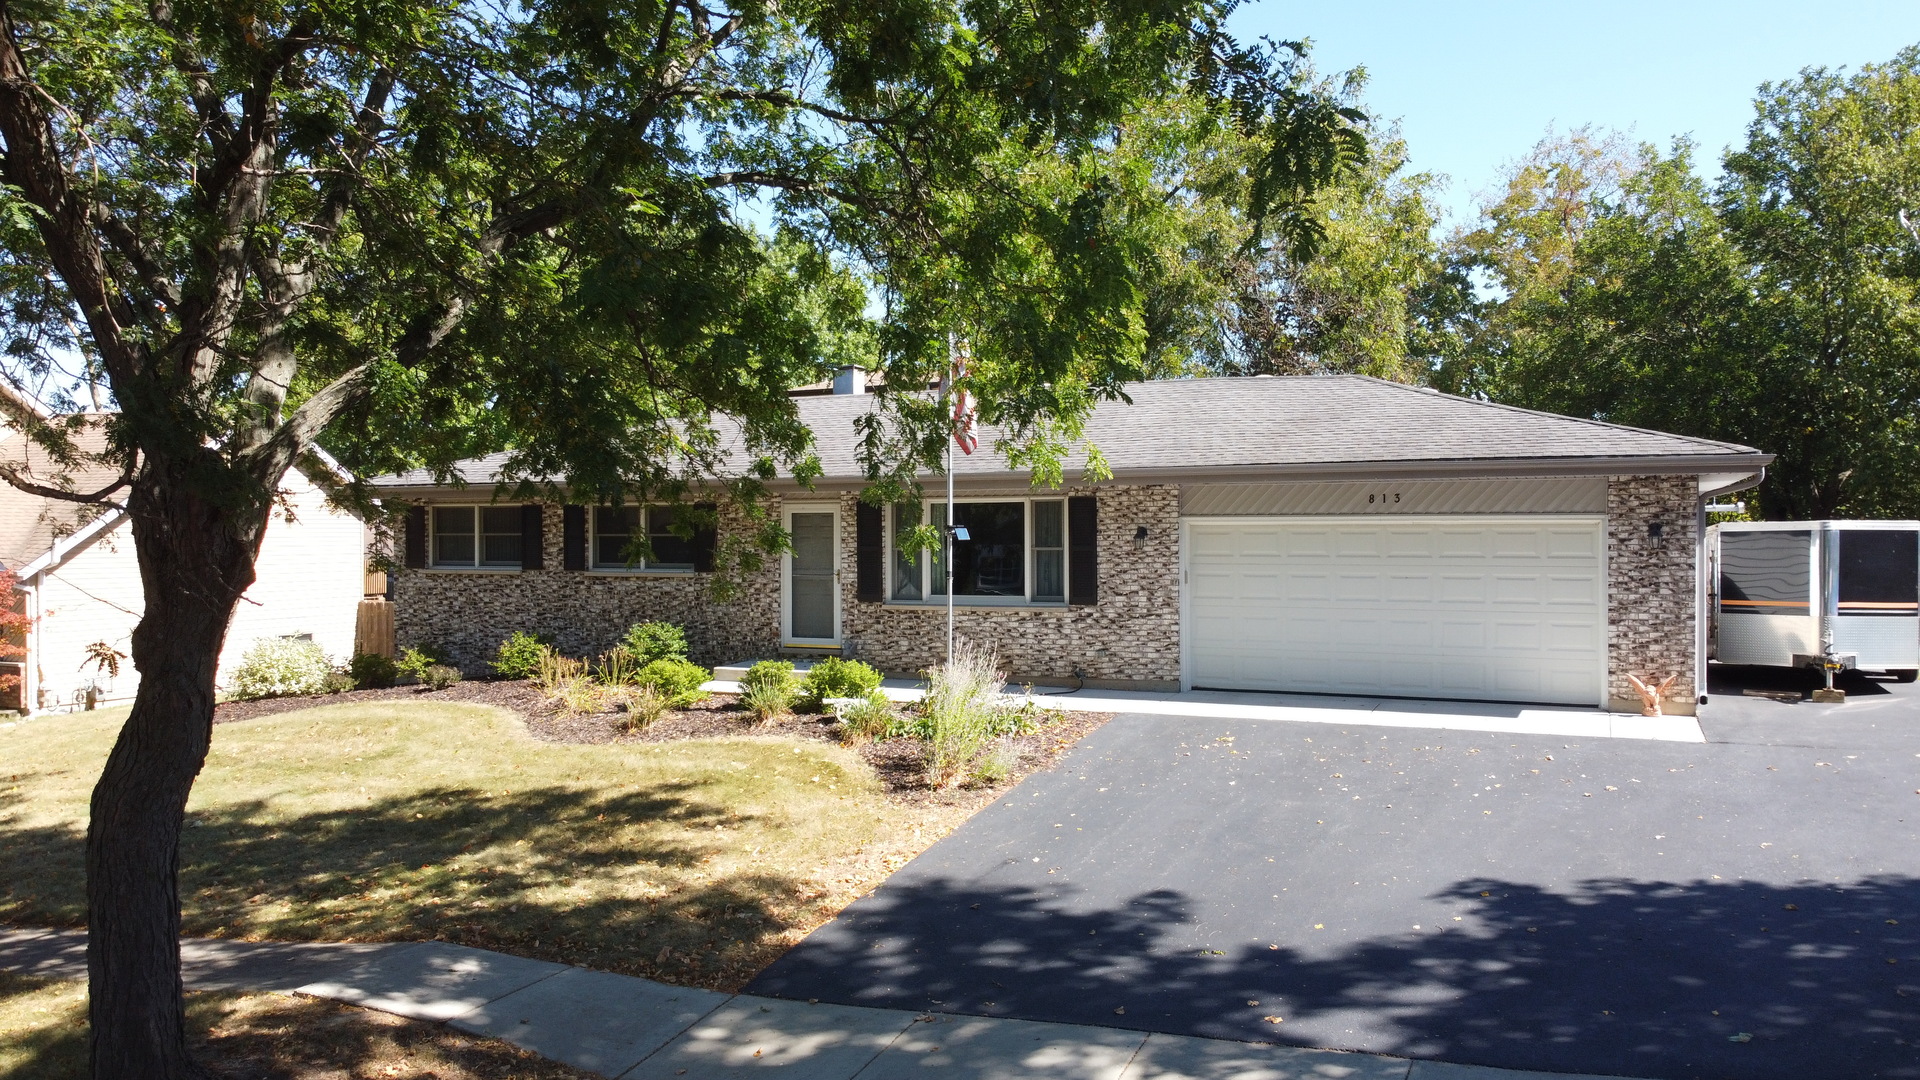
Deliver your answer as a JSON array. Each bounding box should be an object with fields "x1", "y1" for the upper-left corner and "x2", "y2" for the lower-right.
[
  {"x1": 0, "y1": 1, "x2": 1369, "y2": 1074},
  {"x1": 1135, "y1": 71, "x2": 1452, "y2": 382},
  {"x1": 1448, "y1": 50, "x2": 1920, "y2": 519}
]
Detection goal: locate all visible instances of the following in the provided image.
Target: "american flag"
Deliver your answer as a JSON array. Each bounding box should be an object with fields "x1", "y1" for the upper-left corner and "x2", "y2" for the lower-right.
[{"x1": 951, "y1": 339, "x2": 976, "y2": 456}]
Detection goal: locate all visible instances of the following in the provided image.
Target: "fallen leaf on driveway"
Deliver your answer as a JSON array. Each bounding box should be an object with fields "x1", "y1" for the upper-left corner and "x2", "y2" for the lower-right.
[{"x1": 1729, "y1": 1033, "x2": 1753, "y2": 1043}]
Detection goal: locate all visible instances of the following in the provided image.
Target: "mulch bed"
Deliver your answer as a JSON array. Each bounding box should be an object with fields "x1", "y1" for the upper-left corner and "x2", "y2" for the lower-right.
[{"x1": 211, "y1": 678, "x2": 1112, "y2": 808}]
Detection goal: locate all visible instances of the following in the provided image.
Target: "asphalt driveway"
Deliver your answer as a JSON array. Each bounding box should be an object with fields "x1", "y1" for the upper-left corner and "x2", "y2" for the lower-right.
[{"x1": 749, "y1": 666, "x2": 1920, "y2": 1080}]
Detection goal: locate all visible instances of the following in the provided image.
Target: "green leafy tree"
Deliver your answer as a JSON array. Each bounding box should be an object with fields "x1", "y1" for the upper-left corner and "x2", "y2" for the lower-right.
[
  {"x1": 1450, "y1": 51, "x2": 1920, "y2": 520},
  {"x1": 0, "y1": 0, "x2": 1365, "y2": 1074},
  {"x1": 1716, "y1": 47, "x2": 1920, "y2": 517},
  {"x1": 1135, "y1": 70, "x2": 1443, "y2": 381}
]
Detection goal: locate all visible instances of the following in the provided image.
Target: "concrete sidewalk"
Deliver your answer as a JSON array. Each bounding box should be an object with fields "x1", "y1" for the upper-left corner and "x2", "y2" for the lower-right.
[
  {"x1": 2, "y1": 928, "x2": 1641, "y2": 1080},
  {"x1": 702, "y1": 673, "x2": 1705, "y2": 744}
]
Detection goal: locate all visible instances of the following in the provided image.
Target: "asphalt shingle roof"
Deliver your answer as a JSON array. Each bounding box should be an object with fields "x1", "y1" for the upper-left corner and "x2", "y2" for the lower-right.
[
  {"x1": 0, "y1": 418, "x2": 125, "y2": 571},
  {"x1": 372, "y1": 375, "x2": 1767, "y2": 490}
]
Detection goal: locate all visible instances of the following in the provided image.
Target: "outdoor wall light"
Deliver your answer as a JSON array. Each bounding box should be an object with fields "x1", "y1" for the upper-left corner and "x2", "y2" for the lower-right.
[
  {"x1": 1133, "y1": 525, "x2": 1149, "y2": 551},
  {"x1": 1648, "y1": 522, "x2": 1665, "y2": 546}
]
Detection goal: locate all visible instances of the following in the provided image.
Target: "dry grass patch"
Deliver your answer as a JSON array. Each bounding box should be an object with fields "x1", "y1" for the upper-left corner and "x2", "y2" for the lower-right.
[
  {"x1": 0, "y1": 971, "x2": 596, "y2": 1079},
  {"x1": 0, "y1": 702, "x2": 962, "y2": 990}
]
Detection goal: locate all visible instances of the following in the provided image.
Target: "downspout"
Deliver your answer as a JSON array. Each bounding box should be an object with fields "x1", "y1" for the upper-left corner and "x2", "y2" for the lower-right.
[{"x1": 20, "y1": 574, "x2": 39, "y2": 716}]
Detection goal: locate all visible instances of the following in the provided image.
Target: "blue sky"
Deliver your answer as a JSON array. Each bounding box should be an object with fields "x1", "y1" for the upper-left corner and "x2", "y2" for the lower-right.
[{"x1": 1228, "y1": 1, "x2": 1920, "y2": 230}]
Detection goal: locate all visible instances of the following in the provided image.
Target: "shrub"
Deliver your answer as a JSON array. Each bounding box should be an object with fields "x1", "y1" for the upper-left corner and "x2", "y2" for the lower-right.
[
  {"x1": 919, "y1": 639, "x2": 1007, "y2": 788},
  {"x1": 395, "y1": 645, "x2": 448, "y2": 682},
  {"x1": 320, "y1": 670, "x2": 357, "y2": 695},
  {"x1": 621, "y1": 622, "x2": 688, "y2": 666},
  {"x1": 231, "y1": 637, "x2": 333, "y2": 700},
  {"x1": 800, "y1": 657, "x2": 883, "y2": 710},
  {"x1": 837, "y1": 691, "x2": 897, "y2": 744},
  {"x1": 636, "y1": 657, "x2": 709, "y2": 708},
  {"x1": 616, "y1": 685, "x2": 670, "y2": 731},
  {"x1": 348, "y1": 652, "x2": 398, "y2": 689},
  {"x1": 493, "y1": 631, "x2": 553, "y2": 680},
  {"x1": 740, "y1": 661, "x2": 799, "y2": 722},
  {"x1": 424, "y1": 663, "x2": 462, "y2": 691}
]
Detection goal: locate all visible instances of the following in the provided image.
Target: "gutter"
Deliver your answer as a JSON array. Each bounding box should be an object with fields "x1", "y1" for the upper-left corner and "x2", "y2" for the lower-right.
[
  {"x1": 15, "y1": 507, "x2": 125, "y2": 580},
  {"x1": 368, "y1": 452, "x2": 1777, "y2": 500}
]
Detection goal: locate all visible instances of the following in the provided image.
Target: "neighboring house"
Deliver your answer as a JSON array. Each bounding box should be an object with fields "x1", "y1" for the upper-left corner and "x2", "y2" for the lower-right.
[
  {"x1": 1, "y1": 419, "x2": 368, "y2": 713},
  {"x1": 374, "y1": 376, "x2": 1772, "y2": 716}
]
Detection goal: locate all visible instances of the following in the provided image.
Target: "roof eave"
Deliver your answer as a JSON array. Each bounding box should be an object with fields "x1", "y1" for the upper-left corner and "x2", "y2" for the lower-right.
[{"x1": 371, "y1": 451, "x2": 1774, "y2": 498}]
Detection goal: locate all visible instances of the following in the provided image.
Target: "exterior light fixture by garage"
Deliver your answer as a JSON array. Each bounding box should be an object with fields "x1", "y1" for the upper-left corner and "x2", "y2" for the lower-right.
[
  {"x1": 1133, "y1": 525, "x2": 1148, "y2": 551},
  {"x1": 1648, "y1": 522, "x2": 1665, "y2": 547}
]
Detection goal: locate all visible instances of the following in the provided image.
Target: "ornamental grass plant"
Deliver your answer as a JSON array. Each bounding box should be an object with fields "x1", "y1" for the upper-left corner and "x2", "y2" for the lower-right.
[{"x1": 919, "y1": 639, "x2": 1009, "y2": 789}]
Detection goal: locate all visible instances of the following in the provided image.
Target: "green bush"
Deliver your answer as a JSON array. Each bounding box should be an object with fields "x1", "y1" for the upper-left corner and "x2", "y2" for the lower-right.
[
  {"x1": 621, "y1": 622, "x2": 688, "y2": 666},
  {"x1": 493, "y1": 631, "x2": 553, "y2": 680},
  {"x1": 636, "y1": 657, "x2": 709, "y2": 708},
  {"x1": 424, "y1": 663, "x2": 463, "y2": 691},
  {"x1": 348, "y1": 652, "x2": 399, "y2": 689},
  {"x1": 800, "y1": 657, "x2": 883, "y2": 710},
  {"x1": 320, "y1": 670, "x2": 357, "y2": 695},
  {"x1": 395, "y1": 645, "x2": 448, "y2": 682},
  {"x1": 231, "y1": 637, "x2": 333, "y2": 700},
  {"x1": 740, "y1": 660, "x2": 799, "y2": 721}
]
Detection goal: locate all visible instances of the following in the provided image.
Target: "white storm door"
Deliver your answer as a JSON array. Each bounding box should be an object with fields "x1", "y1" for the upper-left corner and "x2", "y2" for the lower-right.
[
  {"x1": 1184, "y1": 516, "x2": 1605, "y2": 706},
  {"x1": 783, "y1": 506, "x2": 841, "y2": 646}
]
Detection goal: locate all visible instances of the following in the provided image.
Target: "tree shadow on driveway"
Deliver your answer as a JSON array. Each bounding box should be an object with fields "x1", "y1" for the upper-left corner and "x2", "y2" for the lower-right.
[{"x1": 749, "y1": 873, "x2": 1920, "y2": 1080}]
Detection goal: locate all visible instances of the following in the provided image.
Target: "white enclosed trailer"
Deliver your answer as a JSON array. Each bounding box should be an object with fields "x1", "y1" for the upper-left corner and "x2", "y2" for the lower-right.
[{"x1": 1708, "y1": 520, "x2": 1920, "y2": 679}]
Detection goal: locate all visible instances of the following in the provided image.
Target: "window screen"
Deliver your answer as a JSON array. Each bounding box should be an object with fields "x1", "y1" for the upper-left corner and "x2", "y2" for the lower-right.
[
  {"x1": 1719, "y1": 530, "x2": 1811, "y2": 616},
  {"x1": 432, "y1": 506, "x2": 474, "y2": 567},
  {"x1": 1838, "y1": 530, "x2": 1919, "y2": 614}
]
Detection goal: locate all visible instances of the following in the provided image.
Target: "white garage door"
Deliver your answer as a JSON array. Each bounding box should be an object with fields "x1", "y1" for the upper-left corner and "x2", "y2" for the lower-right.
[{"x1": 1184, "y1": 516, "x2": 1605, "y2": 706}]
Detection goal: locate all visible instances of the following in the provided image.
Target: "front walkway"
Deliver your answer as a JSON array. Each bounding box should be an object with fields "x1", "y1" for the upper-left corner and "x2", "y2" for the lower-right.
[
  {"x1": 1, "y1": 928, "x2": 1635, "y2": 1079},
  {"x1": 704, "y1": 672, "x2": 1705, "y2": 744}
]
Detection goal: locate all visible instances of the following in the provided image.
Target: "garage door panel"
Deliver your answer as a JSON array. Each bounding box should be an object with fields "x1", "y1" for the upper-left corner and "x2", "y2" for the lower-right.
[{"x1": 1187, "y1": 517, "x2": 1603, "y2": 706}]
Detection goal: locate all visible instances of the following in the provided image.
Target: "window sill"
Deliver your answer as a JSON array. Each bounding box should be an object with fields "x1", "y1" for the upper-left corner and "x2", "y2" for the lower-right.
[
  {"x1": 586, "y1": 568, "x2": 699, "y2": 577},
  {"x1": 422, "y1": 567, "x2": 523, "y2": 575},
  {"x1": 878, "y1": 600, "x2": 1071, "y2": 612}
]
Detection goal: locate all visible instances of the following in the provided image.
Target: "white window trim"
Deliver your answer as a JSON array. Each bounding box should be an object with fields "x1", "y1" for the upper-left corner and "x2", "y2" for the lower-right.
[
  {"x1": 887, "y1": 496, "x2": 1069, "y2": 607},
  {"x1": 428, "y1": 504, "x2": 524, "y2": 571},
  {"x1": 589, "y1": 505, "x2": 698, "y2": 575}
]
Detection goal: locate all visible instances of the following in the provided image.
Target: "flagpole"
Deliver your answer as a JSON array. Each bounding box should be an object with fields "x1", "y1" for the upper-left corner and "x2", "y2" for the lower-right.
[{"x1": 946, "y1": 342, "x2": 956, "y2": 667}]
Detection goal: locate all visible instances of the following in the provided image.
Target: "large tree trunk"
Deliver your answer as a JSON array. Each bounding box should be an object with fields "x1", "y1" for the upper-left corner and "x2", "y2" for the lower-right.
[{"x1": 86, "y1": 466, "x2": 266, "y2": 1080}]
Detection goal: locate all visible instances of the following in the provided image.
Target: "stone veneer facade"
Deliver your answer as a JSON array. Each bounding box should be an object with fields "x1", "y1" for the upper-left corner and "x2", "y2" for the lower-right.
[
  {"x1": 395, "y1": 474, "x2": 1704, "y2": 710},
  {"x1": 394, "y1": 502, "x2": 782, "y2": 672},
  {"x1": 834, "y1": 484, "x2": 1181, "y2": 689},
  {"x1": 1605, "y1": 474, "x2": 1700, "y2": 715}
]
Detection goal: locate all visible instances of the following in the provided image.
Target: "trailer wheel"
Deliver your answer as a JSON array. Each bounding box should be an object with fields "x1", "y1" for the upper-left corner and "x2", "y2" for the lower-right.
[{"x1": 1893, "y1": 669, "x2": 1919, "y2": 683}]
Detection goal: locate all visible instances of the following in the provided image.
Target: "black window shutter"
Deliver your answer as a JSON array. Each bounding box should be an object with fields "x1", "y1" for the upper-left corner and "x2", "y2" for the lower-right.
[
  {"x1": 1067, "y1": 495, "x2": 1098, "y2": 606},
  {"x1": 562, "y1": 505, "x2": 587, "y2": 571},
  {"x1": 404, "y1": 504, "x2": 427, "y2": 569},
  {"x1": 691, "y1": 502, "x2": 718, "y2": 573},
  {"x1": 520, "y1": 505, "x2": 545, "y2": 570},
  {"x1": 855, "y1": 502, "x2": 883, "y2": 602}
]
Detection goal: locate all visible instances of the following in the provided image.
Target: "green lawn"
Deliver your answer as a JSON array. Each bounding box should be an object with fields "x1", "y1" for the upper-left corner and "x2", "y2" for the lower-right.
[{"x1": 0, "y1": 702, "x2": 925, "y2": 990}]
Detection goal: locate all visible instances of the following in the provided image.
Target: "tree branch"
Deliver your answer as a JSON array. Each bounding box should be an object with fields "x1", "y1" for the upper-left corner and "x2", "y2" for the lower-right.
[
  {"x1": 0, "y1": 0, "x2": 144, "y2": 386},
  {"x1": 0, "y1": 460, "x2": 132, "y2": 505}
]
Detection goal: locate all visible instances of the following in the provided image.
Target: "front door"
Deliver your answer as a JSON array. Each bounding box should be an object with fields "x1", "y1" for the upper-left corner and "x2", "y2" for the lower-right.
[{"x1": 784, "y1": 506, "x2": 841, "y2": 646}]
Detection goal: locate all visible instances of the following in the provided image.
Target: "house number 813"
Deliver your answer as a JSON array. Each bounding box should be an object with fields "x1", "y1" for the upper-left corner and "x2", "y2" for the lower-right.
[{"x1": 1368, "y1": 493, "x2": 1401, "y2": 504}]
